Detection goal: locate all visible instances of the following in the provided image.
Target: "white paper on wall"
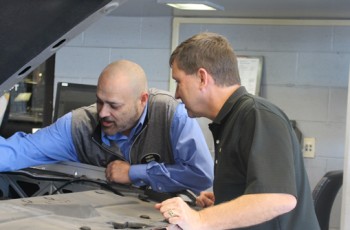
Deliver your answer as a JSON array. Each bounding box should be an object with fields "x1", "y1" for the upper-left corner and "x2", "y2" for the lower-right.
[{"x1": 237, "y1": 56, "x2": 263, "y2": 96}]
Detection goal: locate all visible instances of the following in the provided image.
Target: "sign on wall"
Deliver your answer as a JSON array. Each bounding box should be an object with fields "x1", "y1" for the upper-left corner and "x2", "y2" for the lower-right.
[{"x1": 237, "y1": 56, "x2": 263, "y2": 96}]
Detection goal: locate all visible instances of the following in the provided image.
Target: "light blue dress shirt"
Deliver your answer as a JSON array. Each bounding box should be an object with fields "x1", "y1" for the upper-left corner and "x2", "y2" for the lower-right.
[{"x1": 0, "y1": 103, "x2": 213, "y2": 194}]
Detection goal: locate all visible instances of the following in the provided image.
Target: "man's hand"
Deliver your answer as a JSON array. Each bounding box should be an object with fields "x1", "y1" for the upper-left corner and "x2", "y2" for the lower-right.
[
  {"x1": 196, "y1": 191, "x2": 215, "y2": 208},
  {"x1": 155, "y1": 197, "x2": 203, "y2": 230},
  {"x1": 105, "y1": 160, "x2": 131, "y2": 184}
]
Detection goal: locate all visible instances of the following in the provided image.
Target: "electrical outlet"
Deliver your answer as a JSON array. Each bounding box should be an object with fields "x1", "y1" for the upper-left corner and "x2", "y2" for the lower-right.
[{"x1": 303, "y1": 137, "x2": 315, "y2": 158}]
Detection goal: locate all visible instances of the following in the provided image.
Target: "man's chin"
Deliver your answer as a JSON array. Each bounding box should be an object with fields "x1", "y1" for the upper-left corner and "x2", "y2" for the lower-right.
[
  {"x1": 187, "y1": 111, "x2": 197, "y2": 118},
  {"x1": 101, "y1": 127, "x2": 116, "y2": 136}
]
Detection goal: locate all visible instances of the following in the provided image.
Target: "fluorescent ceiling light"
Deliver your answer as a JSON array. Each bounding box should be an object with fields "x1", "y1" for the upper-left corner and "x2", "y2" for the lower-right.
[{"x1": 157, "y1": 0, "x2": 224, "y2": 11}]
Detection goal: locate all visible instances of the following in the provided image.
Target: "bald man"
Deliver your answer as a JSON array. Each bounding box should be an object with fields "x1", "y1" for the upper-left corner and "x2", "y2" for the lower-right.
[{"x1": 0, "y1": 60, "x2": 214, "y2": 195}]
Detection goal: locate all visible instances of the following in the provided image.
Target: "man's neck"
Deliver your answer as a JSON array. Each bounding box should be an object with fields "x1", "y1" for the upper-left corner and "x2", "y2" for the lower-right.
[{"x1": 208, "y1": 84, "x2": 240, "y2": 120}]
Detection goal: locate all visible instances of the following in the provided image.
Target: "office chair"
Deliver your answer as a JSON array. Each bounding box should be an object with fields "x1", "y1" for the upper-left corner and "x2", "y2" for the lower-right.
[{"x1": 312, "y1": 170, "x2": 343, "y2": 230}]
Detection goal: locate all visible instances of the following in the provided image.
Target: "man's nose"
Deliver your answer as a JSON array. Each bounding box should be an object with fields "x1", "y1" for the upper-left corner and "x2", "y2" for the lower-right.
[{"x1": 98, "y1": 104, "x2": 110, "y2": 118}]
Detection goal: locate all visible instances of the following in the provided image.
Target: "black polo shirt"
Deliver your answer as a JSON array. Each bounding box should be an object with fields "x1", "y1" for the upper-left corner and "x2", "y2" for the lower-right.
[{"x1": 209, "y1": 87, "x2": 320, "y2": 230}]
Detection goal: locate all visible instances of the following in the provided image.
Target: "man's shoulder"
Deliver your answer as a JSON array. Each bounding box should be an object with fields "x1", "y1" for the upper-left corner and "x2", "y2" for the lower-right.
[
  {"x1": 238, "y1": 95, "x2": 290, "y2": 125},
  {"x1": 149, "y1": 88, "x2": 173, "y2": 98},
  {"x1": 72, "y1": 103, "x2": 97, "y2": 116},
  {"x1": 148, "y1": 88, "x2": 179, "y2": 106},
  {"x1": 71, "y1": 103, "x2": 99, "y2": 125}
]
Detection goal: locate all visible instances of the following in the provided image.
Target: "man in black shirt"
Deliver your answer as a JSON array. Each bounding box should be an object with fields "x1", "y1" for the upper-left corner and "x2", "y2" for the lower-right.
[{"x1": 155, "y1": 32, "x2": 320, "y2": 230}]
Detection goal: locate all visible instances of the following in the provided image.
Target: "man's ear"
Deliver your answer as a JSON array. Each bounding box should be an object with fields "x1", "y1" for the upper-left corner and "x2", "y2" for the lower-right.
[
  {"x1": 140, "y1": 91, "x2": 149, "y2": 106},
  {"x1": 197, "y1": 68, "x2": 209, "y2": 89}
]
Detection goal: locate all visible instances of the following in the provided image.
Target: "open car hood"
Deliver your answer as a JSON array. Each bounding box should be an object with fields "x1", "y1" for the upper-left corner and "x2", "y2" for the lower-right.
[{"x1": 0, "y1": 0, "x2": 125, "y2": 95}]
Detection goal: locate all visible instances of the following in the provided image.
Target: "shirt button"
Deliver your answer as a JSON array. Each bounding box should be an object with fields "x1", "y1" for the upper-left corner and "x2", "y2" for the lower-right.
[
  {"x1": 215, "y1": 160, "x2": 218, "y2": 164},
  {"x1": 219, "y1": 148, "x2": 222, "y2": 152},
  {"x1": 216, "y1": 140, "x2": 220, "y2": 144}
]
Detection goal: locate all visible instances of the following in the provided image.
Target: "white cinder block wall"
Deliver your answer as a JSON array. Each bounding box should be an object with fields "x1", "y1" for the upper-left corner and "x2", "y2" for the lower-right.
[
  {"x1": 55, "y1": 17, "x2": 172, "y2": 90},
  {"x1": 55, "y1": 16, "x2": 350, "y2": 230}
]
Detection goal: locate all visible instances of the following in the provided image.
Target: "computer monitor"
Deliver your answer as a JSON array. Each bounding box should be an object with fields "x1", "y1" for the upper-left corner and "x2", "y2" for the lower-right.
[
  {"x1": 0, "y1": 93, "x2": 10, "y2": 128},
  {"x1": 53, "y1": 82, "x2": 97, "y2": 122}
]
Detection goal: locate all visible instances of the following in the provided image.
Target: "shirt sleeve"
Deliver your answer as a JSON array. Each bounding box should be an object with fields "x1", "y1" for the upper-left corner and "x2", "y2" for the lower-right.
[
  {"x1": 129, "y1": 103, "x2": 214, "y2": 195},
  {"x1": 243, "y1": 108, "x2": 297, "y2": 196},
  {"x1": 0, "y1": 112, "x2": 79, "y2": 171}
]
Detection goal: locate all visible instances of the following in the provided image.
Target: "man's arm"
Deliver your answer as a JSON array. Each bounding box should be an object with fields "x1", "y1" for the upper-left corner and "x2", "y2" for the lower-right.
[
  {"x1": 0, "y1": 112, "x2": 78, "y2": 171},
  {"x1": 128, "y1": 103, "x2": 214, "y2": 194},
  {"x1": 156, "y1": 193, "x2": 296, "y2": 230}
]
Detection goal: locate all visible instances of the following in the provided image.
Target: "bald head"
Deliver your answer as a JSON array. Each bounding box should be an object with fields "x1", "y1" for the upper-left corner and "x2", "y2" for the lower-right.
[
  {"x1": 96, "y1": 60, "x2": 149, "y2": 136},
  {"x1": 98, "y1": 60, "x2": 148, "y2": 96}
]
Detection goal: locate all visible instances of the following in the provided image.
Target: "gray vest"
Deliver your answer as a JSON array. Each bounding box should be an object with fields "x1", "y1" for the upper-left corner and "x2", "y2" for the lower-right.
[{"x1": 71, "y1": 88, "x2": 178, "y2": 167}]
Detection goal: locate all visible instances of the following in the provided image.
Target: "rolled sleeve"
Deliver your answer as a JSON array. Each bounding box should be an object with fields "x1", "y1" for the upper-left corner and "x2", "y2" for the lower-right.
[{"x1": 129, "y1": 164, "x2": 149, "y2": 187}]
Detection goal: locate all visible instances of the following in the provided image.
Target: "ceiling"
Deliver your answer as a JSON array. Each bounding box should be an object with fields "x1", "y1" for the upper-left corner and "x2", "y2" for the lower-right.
[{"x1": 109, "y1": 0, "x2": 350, "y2": 20}]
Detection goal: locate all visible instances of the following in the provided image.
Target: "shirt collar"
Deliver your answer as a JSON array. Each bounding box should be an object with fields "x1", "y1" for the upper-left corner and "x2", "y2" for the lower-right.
[{"x1": 212, "y1": 86, "x2": 248, "y2": 125}]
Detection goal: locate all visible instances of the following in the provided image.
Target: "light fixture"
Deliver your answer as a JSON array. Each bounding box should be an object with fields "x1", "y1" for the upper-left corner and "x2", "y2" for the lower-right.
[{"x1": 157, "y1": 0, "x2": 224, "y2": 11}]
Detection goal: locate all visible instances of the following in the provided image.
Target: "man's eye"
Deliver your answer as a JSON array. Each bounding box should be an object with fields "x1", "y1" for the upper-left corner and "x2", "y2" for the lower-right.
[{"x1": 111, "y1": 105, "x2": 120, "y2": 110}]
